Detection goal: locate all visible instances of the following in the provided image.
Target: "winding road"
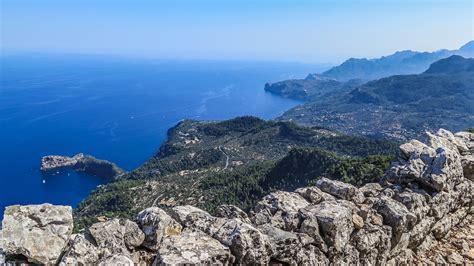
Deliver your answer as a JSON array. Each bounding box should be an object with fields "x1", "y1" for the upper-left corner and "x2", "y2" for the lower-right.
[{"x1": 218, "y1": 146, "x2": 230, "y2": 170}]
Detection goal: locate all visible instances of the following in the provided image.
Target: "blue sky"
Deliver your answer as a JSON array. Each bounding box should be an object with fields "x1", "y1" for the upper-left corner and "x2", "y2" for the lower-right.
[{"x1": 1, "y1": 0, "x2": 473, "y2": 63}]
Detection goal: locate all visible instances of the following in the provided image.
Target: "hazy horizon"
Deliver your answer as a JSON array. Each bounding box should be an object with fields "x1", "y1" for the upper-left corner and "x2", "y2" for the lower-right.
[{"x1": 1, "y1": 0, "x2": 473, "y2": 64}]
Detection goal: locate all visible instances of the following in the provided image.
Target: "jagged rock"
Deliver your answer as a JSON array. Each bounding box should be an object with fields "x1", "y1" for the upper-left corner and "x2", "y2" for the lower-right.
[
  {"x1": 213, "y1": 219, "x2": 272, "y2": 265},
  {"x1": 350, "y1": 223, "x2": 391, "y2": 265},
  {"x1": 98, "y1": 254, "x2": 134, "y2": 266},
  {"x1": 251, "y1": 191, "x2": 309, "y2": 231},
  {"x1": 295, "y1": 186, "x2": 335, "y2": 204},
  {"x1": 0, "y1": 204, "x2": 73, "y2": 265},
  {"x1": 385, "y1": 129, "x2": 465, "y2": 192},
  {"x1": 394, "y1": 189, "x2": 430, "y2": 221},
  {"x1": 454, "y1": 131, "x2": 474, "y2": 151},
  {"x1": 88, "y1": 218, "x2": 145, "y2": 255},
  {"x1": 431, "y1": 207, "x2": 468, "y2": 240},
  {"x1": 136, "y1": 207, "x2": 182, "y2": 250},
  {"x1": 171, "y1": 206, "x2": 227, "y2": 237},
  {"x1": 357, "y1": 204, "x2": 384, "y2": 226},
  {"x1": 373, "y1": 196, "x2": 417, "y2": 248},
  {"x1": 408, "y1": 216, "x2": 436, "y2": 249},
  {"x1": 447, "y1": 251, "x2": 465, "y2": 264},
  {"x1": 386, "y1": 248, "x2": 414, "y2": 265},
  {"x1": 215, "y1": 204, "x2": 251, "y2": 223},
  {"x1": 414, "y1": 233, "x2": 437, "y2": 255},
  {"x1": 461, "y1": 154, "x2": 474, "y2": 180},
  {"x1": 328, "y1": 244, "x2": 359, "y2": 265},
  {"x1": 315, "y1": 177, "x2": 365, "y2": 204},
  {"x1": 359, "y1": 182, "x2": 384, "y2": 197},
  {"x1": 432, "y1": 253, "x2": 448, "y2": 264},
  {"x1": 60, "y1": 233, "x2": 101, "y2": 265},
  {"x1": 428, "y1": 129, "x2": 468, "y2": 153},
  {"x1": 170, "y1": 205, "x2": 272, "y2": 264},
  {"x1": 398, "y1": 139, "x2": 433, "y2": 160},
  {"x1": 298, "y1": 208, "x2": 328, "y2": 253},
  {"x1": 300, "y1": 200, "x2": 354, "y2": 252},
  {"x1": 259, "y1": 224, "x2": 327, "y2": 265},
  {"x1": 169, "y1": 205, "x2": 211, "y2": 224},
  {"x1": 153, "y1": 229, "x2": 234, "y2": 265}
]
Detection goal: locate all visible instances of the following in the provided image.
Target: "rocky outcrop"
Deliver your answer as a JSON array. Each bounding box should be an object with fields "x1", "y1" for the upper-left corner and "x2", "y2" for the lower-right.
[
  {"x1": 0, "y1": 204, "x2": 73, "y2": 264},
  {"x1": 2, "y1": 129, "x2": 473, "y2": 265},
  {"x1": 41, "y1": 153, "x2": 125, "y2": 179}
]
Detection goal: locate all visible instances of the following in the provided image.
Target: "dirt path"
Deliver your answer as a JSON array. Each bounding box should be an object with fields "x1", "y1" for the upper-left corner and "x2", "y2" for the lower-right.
[{"x1": 218, "y1": 146, "x2": 229, "y2": 170}]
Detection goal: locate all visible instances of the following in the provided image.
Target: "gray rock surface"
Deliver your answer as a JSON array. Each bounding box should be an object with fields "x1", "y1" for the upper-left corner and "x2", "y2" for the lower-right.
[
  {"x1": 136, "y1": 207, "x2": 182, "y2": 250},
  {"x1": 301, "y1": 200, "x2": 354, "y2": 252},
  {"x1": 251, "y1": 191, "x2": 309, "y2": 231},
  {"x1": 259, "y1": 224, "x2": 327, "y2": 265},
  {"x1": 88, "y1": 218, "x2": 145, "y2": 254},
  {"x1": 0, "y1": 204, "x2": 73, "y2": 265},
  {"x1": 60, "y1": 233, "x2": 101, "y2": 265},
  {"x1": 153, "y1": 229, "x2": 234, "y2": 265},
  {"x1": 215, "y1": 204, "x2": 251, "y2": 223},
  {"x1": 98, "y1": 254, "x2": 134, "y2": 266},
  {"x1": 316, "y1": 177, "x2": 365, "y2": 203}
]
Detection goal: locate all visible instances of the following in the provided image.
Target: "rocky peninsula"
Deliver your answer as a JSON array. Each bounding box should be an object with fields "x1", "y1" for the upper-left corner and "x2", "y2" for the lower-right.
[
  {"x1": 41, "y1": 153, "x2": 125, "y2": 180},
  {"x1": 1, "y1": 129, "x2": 473, "y2": 265}
]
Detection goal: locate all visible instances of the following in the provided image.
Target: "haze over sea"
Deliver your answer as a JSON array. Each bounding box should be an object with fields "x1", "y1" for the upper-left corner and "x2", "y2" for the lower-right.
[{"x1": 0, "y1": 54, "x2": 324, "y2": 218}]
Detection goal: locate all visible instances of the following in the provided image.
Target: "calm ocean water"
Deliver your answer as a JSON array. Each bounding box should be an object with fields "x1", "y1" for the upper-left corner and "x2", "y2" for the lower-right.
[{"x1": 0, "y1": 54, "x2": 324, "y2": 219}]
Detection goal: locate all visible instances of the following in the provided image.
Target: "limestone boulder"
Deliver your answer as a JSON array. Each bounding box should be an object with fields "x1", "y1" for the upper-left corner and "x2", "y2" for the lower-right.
[
  {"x1": 300, "y1": 200, "x2": 354, "y2": 252},
  {"x1": 136, "y1": 207, "x2": 182, "y2": 250},
  {"x1": 98, "y1": 254, "x2": 134, "y2": 266},
  {"x1": 315, "y1": 177, "x2": 365, "y2": 204},
  {"x1": 153, "y1": 229, "x2": 234, "y2": 265},
  {"x1": 251, "y1": 191, "x2": 309, "y2": 231},
  {"x1": 0, "y1": 204, "x2": 73, "y2": 265},
  {"x1": 373, "y1": 196, "x2": 417, "y2": 247},
  {"x1": 215, "y1": 204, "x2": 251, "y2": 223},
  {"x1": 385, "y1": 130, "x2": 465, "y2": 191},
  {"x1": 170, "y1": 205, "x2": 272, "y2": 264},
  {"x1": 213, "y1": 219, "x2": 272, "y2": 265},
  {"x1": 59, "y1": 233, "x2": 100, "y2": 265},
  {"x1": 350, "y1": 223, "x2": 392, "y2": 265},
  {"x1": 259, "y1": 224, "x2": 328, "y2": 265},
  {"x1": 88, "y1": 218, "x2": 145, "y2": 255},
  {"x1": 295, "y1": 186, "x2": 335, "y2": 204}
]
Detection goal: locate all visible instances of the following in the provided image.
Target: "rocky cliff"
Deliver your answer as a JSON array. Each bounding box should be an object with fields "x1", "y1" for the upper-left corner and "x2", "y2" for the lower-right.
[
  {"x1": 1, "y1": 129, "x2": 473, "y2": 265},
  {"x1": 41, "y1": 153, "x2": 125, "y2": 179}
]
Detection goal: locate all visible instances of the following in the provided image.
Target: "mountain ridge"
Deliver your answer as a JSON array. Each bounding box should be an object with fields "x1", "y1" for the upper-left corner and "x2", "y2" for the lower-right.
[
  {"x1": 320, "y1": 40, "x2": 474, "y2": 81},
  {"x1": 278, "y1": 56, "x2": 474, "y2": 140}
]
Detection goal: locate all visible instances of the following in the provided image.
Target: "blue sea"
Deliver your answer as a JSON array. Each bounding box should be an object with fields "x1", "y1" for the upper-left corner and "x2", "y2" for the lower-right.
[{"x1": 0, "y1": 54, "x2": 325, "y2": 219}]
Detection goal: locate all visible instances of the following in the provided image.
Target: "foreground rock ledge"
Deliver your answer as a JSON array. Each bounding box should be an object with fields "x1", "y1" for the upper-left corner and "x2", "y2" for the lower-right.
[
  {"x1": 1, "y1": 129, "x2": 473, "y2": 265},
  {"x1": 0, "y1": 204, "x2": 73, "y2": 265}
]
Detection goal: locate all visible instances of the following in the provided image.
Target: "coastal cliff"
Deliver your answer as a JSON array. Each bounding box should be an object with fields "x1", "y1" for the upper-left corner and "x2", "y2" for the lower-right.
[
  {"x1": 1, "y1": 129, "x2": 473, "y2": 265},
  {"x1": 41, "y1": 153, "x2": 125, "y2": 179}
]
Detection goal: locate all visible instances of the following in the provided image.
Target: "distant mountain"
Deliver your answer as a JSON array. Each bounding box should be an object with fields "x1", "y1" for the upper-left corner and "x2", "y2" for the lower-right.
[
  {"x1": 264, "y1": 41, "x2": 474, "y2": 101},
  {"x1": 279, "y1": 56, "x2": 474, "y2": 140},
  {"x1": 320, "y1": 41, "x2": 474, "y2": 81}
]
